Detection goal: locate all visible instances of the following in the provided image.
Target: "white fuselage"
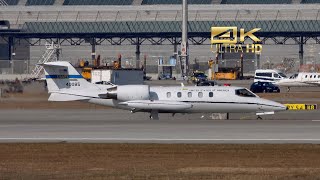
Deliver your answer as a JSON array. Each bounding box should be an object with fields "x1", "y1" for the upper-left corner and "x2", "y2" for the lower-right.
[
  {"x1": 42, "y1": 61, "x2": 287, "y2": 119},
  {"x1": 275, "y1": 73, "x2": 320, "y2": 87},
  {"x1": 87, "y1": 86, "x2": 286, "y2": 113}
]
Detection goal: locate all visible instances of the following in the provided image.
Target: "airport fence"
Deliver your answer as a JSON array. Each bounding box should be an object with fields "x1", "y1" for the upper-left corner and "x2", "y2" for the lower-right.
[
  {"x1": 0, "y1": 60, "x2": 31, "y2": 74},
  {"x1": 0, "y1": 55, "x2": 313, "y2": 77}
]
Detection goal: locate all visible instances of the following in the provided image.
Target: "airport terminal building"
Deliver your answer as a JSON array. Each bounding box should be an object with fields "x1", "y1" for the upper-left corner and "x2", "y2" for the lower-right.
[{"x1": 1, "y1": 0, "x2": 320, "y2": 75}]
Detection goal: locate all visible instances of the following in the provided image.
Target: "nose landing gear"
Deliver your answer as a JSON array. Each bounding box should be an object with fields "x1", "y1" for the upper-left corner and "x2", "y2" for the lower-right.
[{"x1": 287, "y1": 87, "x2": 291, "y2": 92}]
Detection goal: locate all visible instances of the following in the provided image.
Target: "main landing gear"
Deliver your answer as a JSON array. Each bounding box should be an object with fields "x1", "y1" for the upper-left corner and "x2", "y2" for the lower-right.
[
  {"x1": 149, "y1": 110, "x2": 159, "y2": 120},
  {"x1": 131, "y1": 108, "x2": 159, "y2": 120}
]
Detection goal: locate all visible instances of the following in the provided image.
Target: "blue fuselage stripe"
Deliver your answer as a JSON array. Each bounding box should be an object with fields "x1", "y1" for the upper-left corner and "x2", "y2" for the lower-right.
[{"x1": 45, "y1": 75, "x2": 83, "y2": 79}]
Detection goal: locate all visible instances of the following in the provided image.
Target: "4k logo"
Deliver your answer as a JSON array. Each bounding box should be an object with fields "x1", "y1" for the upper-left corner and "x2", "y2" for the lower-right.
[
  {"x1": 211, "y1": 27, "x2": 261, "y2": 44},
  {"x1": 211, "y1": 26, "x2": 262, "y2": 54}
]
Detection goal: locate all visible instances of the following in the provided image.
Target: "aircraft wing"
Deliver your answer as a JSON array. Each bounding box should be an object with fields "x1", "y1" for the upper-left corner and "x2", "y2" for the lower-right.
[
  {"x1": 302, "y1": 81, "x2": 320, "y2": 86},
  {"x1": 119, "y1": 100, "x2": 193, "y2": 111},
  {"x1": 256, "y1": 111, "x2": 274, "y2": 116}
]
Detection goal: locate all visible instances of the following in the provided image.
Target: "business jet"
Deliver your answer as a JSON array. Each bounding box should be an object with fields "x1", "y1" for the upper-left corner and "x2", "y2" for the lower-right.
[
  {"x1": 41, "y1": 61, "x2": 287, "y2": 120},
  {"x1": 274, "y1": 72, "x2": 320, "y2": 91}
]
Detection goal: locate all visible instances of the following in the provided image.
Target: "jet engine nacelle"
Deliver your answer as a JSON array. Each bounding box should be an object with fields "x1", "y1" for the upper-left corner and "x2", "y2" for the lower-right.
[{"x1": 104, "y1": 85, "x2": 150, "y2": 101}]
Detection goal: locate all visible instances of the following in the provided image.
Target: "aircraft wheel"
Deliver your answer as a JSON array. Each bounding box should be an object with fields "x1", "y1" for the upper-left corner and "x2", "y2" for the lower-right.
[{"x1": 287, "y1": 87, "x2": 291, "y2": 92}]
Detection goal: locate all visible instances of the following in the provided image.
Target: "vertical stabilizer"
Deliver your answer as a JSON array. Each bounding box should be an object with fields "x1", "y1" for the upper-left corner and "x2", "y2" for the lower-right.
[{"x1": 41, "y1": 61, "x2": 99, "y2": 93}]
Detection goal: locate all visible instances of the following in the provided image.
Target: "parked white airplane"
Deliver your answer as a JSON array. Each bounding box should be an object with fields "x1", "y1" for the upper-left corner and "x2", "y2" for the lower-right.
[
  {"x1": 274, "y1": 72, "x2": 320, "y2": 91},
  {"x1": 41, "y1": 61, "x2": 287, "y2": 119}
]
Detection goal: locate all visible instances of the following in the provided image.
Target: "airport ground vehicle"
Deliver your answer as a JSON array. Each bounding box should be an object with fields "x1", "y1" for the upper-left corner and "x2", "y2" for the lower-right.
[
  {"x1": 191, "y1": 71, "x2": 207, "y2": 83},
  {"x1": 250, "y1": 82, "x2": 280, "y2": 93},
  {"x1": 144, "y1": 75, "x2": 152, "y2": 81},
  {"x1": 211, "y1": 67, "x2": 240, "y2": 80},
  {"x1": 158, "y1": 73, "x2": 175, "y2": 80},
  {"x1": 254, "y1": 69, "x2": 287, "y2": 83},
  {"x1": 81, "y1": 67, "x2": 92, "y2": 80},
  {"x1": 196, "y1": 80, "x2": 218, "y2": 86}
]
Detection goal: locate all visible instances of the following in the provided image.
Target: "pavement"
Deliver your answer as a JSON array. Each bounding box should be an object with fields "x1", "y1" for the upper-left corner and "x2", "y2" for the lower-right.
[
  {"x1": 0, "y1": 109, "x2": 320, "y2": 144},
  {"x1": 0, "y1": 80, "x2": 320, "y2": 144}
]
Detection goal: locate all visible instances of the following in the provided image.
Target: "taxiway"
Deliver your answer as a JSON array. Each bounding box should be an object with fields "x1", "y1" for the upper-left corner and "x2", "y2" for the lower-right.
[{"x1": 0, "y1": 109, "x2": 319, "y2": 143}]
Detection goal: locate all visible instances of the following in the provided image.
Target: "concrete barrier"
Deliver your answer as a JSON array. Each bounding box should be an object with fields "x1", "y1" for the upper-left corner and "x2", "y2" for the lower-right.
[
  {"x1": 0, "y1": 74, "x2": 33, "y2": 81},
  {"x1": 285, "y1": 104, "x2": 317, "y2": 110}
]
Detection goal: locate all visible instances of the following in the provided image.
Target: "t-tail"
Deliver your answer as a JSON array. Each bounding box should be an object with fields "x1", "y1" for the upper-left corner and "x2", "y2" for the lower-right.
[{"x1": 41, "y1": 61, "x2": 101, "y2": 101}]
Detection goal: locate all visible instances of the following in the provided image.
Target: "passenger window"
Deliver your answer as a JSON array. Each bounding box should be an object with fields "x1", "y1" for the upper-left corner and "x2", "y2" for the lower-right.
[
  {"x1": 177, "y1": 92, "x2": 182, "y2": 98},
  {"x1": 318, "y1": 75, "x2": 320, "y2": 78},
  {"x1": 198, "y1": 92, "x2": 203, "y2": 98},
  {"x1": 166, "y1": 92, "x2": 171, "y2": 98},
  {"x1": 314, "y1": 75, "x2": 317, "y2": 78},
  {"x1": 310, "y1": 75, "x2": 312, "y2": 78},
  {"x1": 305, "y1": 75, "x2": 308, "y2": 78},
  {"x1": 188, "y1": 92, "x2": 192, "y2": 98},
  {"x1": 209, "y1": 92, "x2": 213, "y2": 97}
]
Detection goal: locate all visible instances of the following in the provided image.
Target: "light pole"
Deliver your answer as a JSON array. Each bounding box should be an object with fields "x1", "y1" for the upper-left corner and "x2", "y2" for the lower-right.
[{"x1": 180, "y1": 0, "x2": 189, "y2": 79}]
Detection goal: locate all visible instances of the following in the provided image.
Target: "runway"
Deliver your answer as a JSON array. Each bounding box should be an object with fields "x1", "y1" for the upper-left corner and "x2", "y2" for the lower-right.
[{"x1": 1, "y1": 109, "x2": 320, "y2": 143}]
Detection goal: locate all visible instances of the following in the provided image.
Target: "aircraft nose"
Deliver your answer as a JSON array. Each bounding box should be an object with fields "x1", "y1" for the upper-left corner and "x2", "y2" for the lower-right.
[
  {"x1": 261, "y1": 99, "x2": 287, "y2": 112},
  {"x1": 273, "y1": 102, "x2": 287, "y2": 111},
  {"x1": 280, "y1": 104, "x2": 287, "y2": 111}
]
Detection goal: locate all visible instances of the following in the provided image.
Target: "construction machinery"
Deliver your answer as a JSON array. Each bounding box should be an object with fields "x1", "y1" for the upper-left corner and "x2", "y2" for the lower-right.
[
  {"x1": 79, "y1": 54, "x2": 119, "y2": 80},
  {"x1": 212, "y1": 67, "x2": 240, "y2": 80},
  {"x1": 78, "y1": 54, "x2": 145, "y2": 84},
  {"x1": 207, "y1": 54, "x2": 242, "y2": 80}
]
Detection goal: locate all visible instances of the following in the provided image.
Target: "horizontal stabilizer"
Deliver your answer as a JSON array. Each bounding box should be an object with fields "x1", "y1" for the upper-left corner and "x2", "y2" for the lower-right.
[
  {"x1": 38, "y1": 62, "x2": 68, "y2": 67},
  {"x1": 119, "y1": 100, "x2": 192, "y2": 111},
  {"x1": 48, "y1": 93, "x2": 90, "y2": 102}
]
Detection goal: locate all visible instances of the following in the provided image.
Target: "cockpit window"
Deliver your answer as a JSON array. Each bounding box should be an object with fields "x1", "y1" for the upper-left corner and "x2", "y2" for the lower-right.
[
  {"x1": 278, "y1": 73, "x2": 287, "y2": 78},
  {"x1": 235, "y1": 89, "x2": 256, "y2": 97},
  {"x1": 290, "y1": 74, "x2": 298, "y2": 79}
]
